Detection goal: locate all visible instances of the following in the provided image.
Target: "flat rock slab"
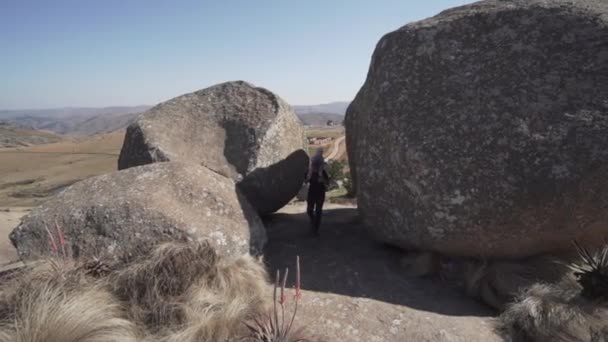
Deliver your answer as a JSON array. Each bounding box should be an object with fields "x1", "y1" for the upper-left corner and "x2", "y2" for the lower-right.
[
  {"x1": 263, "y1": 203, "x2": 500, "y2": 341},
  {"x1": 296, "y1": 290, "x2": 500, "y2": 342}
]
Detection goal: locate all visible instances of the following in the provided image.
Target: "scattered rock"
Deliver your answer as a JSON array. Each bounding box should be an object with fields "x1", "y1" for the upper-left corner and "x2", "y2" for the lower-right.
[
  {"x1": 118, "y1": 81, "x2": 308, "y2": 215},
  {"x1": 10, "y1": 162, "x2": 266, "y2": 262},
  {"x1": 345, "y1": 0, "x2": 608, "y2": 258}
]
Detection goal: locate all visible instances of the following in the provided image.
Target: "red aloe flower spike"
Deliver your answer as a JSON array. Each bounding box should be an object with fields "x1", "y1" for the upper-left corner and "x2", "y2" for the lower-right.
[
  {"x1": 295, "y1": 255, "x2": 301, "y2": 299},
  {"x1": 44, "y1": 224, "x2": 59, "y2": 255},
  {"x1": 54, "y1": 219, "x2": 67, "y2": 260},
  {"x1": 280, "y1": 267, "x2": 289, "y2": 337}
]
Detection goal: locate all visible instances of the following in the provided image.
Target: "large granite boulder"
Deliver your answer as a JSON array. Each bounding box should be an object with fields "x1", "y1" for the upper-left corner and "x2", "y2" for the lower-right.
[
  {"x1": 345, "y1": 0, "x2": 608, "y2": 258},
  {"x1": 118, "y1": 81, "x2": 307, "y2": 215},
  {"x1": 10, "y1": 162, "x2": 266, "y2": 261}
]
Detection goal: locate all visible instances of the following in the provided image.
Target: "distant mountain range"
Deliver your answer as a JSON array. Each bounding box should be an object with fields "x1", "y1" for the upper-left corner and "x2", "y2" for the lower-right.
[
  {"x1": 292, "y1": 101, "x2": 349, "y2": 115},
  {"x1": 293, "y1": 101, "x2": 349, "y2": 126},
  {"x1": 0, "y1": 101, "x2": 350, "y2": 136},
  {"x1": 0, "y1": 106, "x2": 150, "y2": 136},
  {"x1": 296, "y1": 112, "x2": 344, "y2": 126}
]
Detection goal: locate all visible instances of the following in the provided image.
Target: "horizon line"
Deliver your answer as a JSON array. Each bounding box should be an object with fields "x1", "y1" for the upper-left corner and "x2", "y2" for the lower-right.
[{"x1": 0, "y1": 100, "x2": 352, "y2": 112}]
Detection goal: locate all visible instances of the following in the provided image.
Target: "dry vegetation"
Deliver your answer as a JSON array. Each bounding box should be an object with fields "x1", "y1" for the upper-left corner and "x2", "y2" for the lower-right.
[
  {"x1": 0, "y1": 128, "x2": 344, "y2": 208},
  {"x1": 496, "y1": 243, "x2": 608, "y2": 342},
  {"x1": 0, "y1": 132, "x2": 123, "y2": 207},
  {"x1": 0, "y1": 241, "x2": 313, "y2": 342},
  {"x1": 0, "y1": 123, "x2": 62, "y2": 148}
]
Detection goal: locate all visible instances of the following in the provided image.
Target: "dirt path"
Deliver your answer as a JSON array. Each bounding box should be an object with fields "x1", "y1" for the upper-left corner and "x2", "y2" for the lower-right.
[
  {"x1": 262, "y1": 203, "x2": 500, "y2": 341},
  {"x1": 325, "y1": 136, "x2": 345, "y2": 161}
]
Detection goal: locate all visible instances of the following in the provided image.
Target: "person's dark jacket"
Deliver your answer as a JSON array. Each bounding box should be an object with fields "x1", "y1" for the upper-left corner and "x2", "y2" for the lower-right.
[{"x1": 306, "y1": 169, "x2": 329, "y2": 197}]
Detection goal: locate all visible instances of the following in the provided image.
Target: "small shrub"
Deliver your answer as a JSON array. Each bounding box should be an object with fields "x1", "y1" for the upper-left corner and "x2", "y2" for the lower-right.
[
  {"x1": 342, "y1": 173, "x2": 354, "y2": 198},
  {"x1": 325, "y1": 160, "x2": 345, "y2": 182}
]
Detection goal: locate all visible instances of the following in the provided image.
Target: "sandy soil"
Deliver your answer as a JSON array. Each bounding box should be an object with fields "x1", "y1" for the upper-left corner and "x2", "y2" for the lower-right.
[
  {"x1": 325, "y1": 136, "x2": 346, "y2": 161},
  {"x1": 0, "y1": 132, "x2": 123, "y2": 207},
  {"x1": 0, "y1": 208, "x2": 30, "y2": 264}
]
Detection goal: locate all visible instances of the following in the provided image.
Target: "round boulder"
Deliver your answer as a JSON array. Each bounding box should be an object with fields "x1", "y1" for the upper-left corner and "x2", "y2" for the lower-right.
[
  {"x1": 118, "y1": 81, "x2": 307, "y2": 215},
  {"x1": 345, "y1": 0, "x2": 608, "y2": 258},
  {"x1": 10, "y1": 162, "x2": 267, "y2": 261}
]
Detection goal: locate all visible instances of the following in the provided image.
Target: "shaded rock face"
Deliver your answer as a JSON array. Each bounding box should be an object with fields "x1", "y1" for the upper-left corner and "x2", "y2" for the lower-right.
[
  {"x1": 345, "y1": 0, "x2": 608, "y2": 258},
  {"x1": 10, "y1": 162, "x2": 266, "y2": 262},
  {"x1": 237, "y1": 149, "x2": 309, "y2": 215},
  {"x1": 118, "y1": 81, "x2": 307, "y2": 215}
]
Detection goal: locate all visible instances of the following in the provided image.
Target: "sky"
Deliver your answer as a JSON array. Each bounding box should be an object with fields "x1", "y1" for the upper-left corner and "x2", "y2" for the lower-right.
[{"x1": 0, "y1": 0, "x2": 475, "y2": 109}]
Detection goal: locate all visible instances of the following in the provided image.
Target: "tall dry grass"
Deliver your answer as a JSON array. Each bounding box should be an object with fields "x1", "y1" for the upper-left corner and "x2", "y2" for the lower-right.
[
  {"x1": 108, "y1": 241, "x2": 269, "y2": 341},
  {"x1": 496, "y1": 277, "x2": 608, "y2": 342},
  {"x1": 0, "y1": 241, "x2": 275, "y2": 342},
  {"x1": 0, "y1": 262, "x2": 139, "y2": 342}
]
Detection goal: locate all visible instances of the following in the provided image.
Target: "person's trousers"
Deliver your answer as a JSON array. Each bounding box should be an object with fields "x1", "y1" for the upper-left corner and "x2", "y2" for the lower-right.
[{"x1": 307, "y1": 192, "x2": 325, "y2": 233}]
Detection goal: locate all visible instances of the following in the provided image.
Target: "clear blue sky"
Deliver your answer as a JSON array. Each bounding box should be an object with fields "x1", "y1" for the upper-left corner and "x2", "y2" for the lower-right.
[{"x1": 1, "y1": 0, "x2": 474, "y2": 109}]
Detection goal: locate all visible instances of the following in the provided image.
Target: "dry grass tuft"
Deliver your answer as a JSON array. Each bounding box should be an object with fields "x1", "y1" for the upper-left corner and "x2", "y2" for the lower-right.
[
  {"x1": 109, "y1": 241, "x2": 219, "y2": 330},
  {"x1": 0, "y1": 241, "x2": 279, "y2": 342},
  {"x1": 496, "y1": 277, "x2": 608, "y2": 342},
  {"x1": 496, "y1": 242, "x2": 608, "y2": 342},
  {"x1": 144, "y1": 245, "x2": 270, "y2": 341},
  {"x1": 0, "y1": 261, "x2": 138, "y2": 342},
  {"x1": 109, "y1": 241, "x2": 269, "y2": 341}
]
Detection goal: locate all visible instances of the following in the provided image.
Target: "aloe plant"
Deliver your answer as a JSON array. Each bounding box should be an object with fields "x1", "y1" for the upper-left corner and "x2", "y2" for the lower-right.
[
  {"x1": 243, "y1": 256, "x2": 313, "y2": 342},
  {"x1": 569, "y1": 241, "x2": 608, "y2": 300}
]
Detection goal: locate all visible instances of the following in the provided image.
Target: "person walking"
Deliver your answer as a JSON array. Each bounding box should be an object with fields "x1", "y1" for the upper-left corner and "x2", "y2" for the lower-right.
[{"x1": 306, "y1": 147, "x2": 329, "y2": 236}]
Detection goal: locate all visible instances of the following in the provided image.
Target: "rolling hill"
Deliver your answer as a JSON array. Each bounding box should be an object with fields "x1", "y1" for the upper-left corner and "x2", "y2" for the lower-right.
[
  {"x1": 0, "y1": 122, "x2": 63, "y2": 148},
  {"x1": 296, "y1": 112, "x2": 344, "y2": 126},
  {"x1": 0, "y1": 106, "x2": 149, "y2": 136}
]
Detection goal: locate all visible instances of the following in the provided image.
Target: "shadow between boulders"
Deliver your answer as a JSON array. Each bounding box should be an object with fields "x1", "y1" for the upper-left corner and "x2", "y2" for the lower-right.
[
  {"x1": 262, "y1": 206, "x2": 495, "y2": 317},
  {"x1": 234, "y1": 191, "x2": 267, "y2": 257},
  {"x1": 237, "y1": 149, "x2": 309, "y2": 215}
]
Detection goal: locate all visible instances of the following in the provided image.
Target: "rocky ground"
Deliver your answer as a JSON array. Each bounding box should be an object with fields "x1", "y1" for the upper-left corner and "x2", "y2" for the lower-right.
[
  {"x1": 263, "y1": 203, "x2": 501, "y2": 341},
  {"x1": 0, "y1": 201, "x2": 502, "y2": 341}
]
